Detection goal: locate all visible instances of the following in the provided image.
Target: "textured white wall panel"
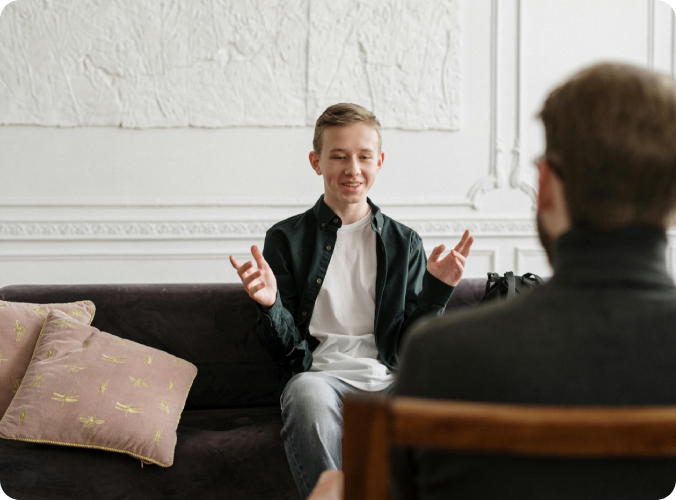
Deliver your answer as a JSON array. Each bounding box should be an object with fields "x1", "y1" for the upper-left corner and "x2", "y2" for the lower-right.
[
  {"x1": 0, "y1": 0, "x2": 461, "y2": 129},
  {"x1": 2, "y1": 0, "x2": 675, "y2": 288},
  {"x1": 0, "y1": 0, "x2": 308, "y2": 127},
  {"x1": 307, "y1": 0, "x2": 462, "y2": 130},
  {"x1": 186, "y1": 0, "x2": 309, "y2": 127}
]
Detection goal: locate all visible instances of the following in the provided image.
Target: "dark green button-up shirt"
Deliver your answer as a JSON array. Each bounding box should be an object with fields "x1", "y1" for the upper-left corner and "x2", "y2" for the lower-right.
[{"x1": 257, "y1": 195, "x2": 455, "y2": 376}]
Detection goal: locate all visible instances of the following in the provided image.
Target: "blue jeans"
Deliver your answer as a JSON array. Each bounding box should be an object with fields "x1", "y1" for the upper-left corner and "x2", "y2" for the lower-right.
[{"x1": 280, "y1": 372, "x2": 393, "y2": 499}]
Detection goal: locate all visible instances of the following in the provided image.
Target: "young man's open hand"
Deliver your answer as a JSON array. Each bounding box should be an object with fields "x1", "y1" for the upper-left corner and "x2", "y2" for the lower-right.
[
  {"x1": 230, "y1": 245, "x2": 278, "y2": 308},
  {"x1": 426, "y1": 229, "x2": 474, "y2": 287}
]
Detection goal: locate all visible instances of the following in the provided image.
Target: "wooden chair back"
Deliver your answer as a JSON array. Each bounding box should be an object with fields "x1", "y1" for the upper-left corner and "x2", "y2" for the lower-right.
[{"x1": 342, "y1": 395, "x2": 676, "y2": 500}]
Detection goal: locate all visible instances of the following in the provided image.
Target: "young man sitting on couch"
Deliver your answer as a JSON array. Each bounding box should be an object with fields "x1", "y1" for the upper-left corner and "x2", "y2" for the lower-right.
[{"x1": 229, "y1": 103, "x2": 473, "y2": 498}]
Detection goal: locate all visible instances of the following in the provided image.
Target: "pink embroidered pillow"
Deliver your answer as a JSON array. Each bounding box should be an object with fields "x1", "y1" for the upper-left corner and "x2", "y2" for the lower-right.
[
  {"x1": 0, "y1": 310, "x2": 197, "y2": 467},
  {"x1": 0, "y1": 299, "x2": 95, "y2": 416}
]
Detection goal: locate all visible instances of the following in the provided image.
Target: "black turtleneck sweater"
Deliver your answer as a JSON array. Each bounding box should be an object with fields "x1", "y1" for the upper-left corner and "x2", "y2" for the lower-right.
[{"x1": 395, "y1": 224, "x2": 676, "y2": 500}]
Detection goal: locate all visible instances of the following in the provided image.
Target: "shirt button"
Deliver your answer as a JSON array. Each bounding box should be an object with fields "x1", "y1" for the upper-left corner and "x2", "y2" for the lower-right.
[
  {"x1": 326, "y1": 245, "x2": 332, "y2": 251},
  {"x1": 301, "y1": 311, "x2": 307, "y2": 316},
  {"x1": 316, "y1": 278, "x2": 322, "y2": 284},
  {"x1": 321, "y1": 223, "x2": 325, "y2": 227},
  {"x1": 378, "y1": 227, "x2": 382, "y2": 231},
  {"x1": 333, "y1": 218, "x2": 339, "y2": 223}
]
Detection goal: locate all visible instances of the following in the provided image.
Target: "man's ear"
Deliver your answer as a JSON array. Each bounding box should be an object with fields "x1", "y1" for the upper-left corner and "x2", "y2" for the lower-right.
[
  {"x1": 309, "y1": 151, "x2": 322, "y2": 176},
  {"x1": 538, "y1": 159, "x2": 572, "y2": 236},
  {"x1": 377, "y1": 151, "x2": 385, "y2": 173},
  {"x1": 537, "y1": 160, "x2": 555, "y2": 212}
]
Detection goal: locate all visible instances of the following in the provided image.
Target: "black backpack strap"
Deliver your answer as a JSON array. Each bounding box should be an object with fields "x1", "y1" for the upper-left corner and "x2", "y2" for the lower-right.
[
  {"x1": 522, "y1": 273, "x2": 545, "y2": 286},
  {"x1": 505, "y1": 271, "x2": 516, "y2": 299},
  {"x1": 485, "y1": 272, "x2": 498, "y2": 296}
]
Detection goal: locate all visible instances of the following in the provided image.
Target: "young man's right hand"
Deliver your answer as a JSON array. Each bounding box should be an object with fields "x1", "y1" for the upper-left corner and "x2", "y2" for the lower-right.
[{"x1": 229, "y1": 245, "x2": 278, "y2": 308}]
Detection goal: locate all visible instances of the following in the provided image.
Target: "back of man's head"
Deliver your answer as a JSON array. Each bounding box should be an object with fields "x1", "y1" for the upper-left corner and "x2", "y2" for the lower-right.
[{"x1": 539, "y1": 63, "x2": 676, "y2": 230}]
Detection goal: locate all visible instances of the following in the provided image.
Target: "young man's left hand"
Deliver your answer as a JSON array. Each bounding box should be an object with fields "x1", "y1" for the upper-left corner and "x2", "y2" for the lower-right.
[{"x1": 426, "y1": 229, "x2": 474, "y2": 287}]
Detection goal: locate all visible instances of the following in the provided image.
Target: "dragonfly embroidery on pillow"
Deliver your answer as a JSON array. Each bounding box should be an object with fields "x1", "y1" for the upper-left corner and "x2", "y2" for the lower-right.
[
  {"x1": 52, "y1": 391, "x2": 79, "y2": 407},
  {"x1": 14, "y1": 320, "x2": 26, "y2": 341},
  {"x1": 129, "y1": 376, "x2": 151, "y2": 388},
  {"x1": 115, "y1": 403, "x2": 141, "y2": 417}
]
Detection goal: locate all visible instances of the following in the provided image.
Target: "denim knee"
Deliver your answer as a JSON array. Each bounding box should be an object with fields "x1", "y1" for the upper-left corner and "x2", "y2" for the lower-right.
[{"x1": 281, "y1": 373, "x2": 342, "y2": 420}]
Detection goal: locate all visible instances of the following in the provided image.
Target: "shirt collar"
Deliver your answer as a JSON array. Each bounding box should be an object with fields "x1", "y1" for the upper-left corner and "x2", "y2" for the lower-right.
[
  {"x1": 551, "y1": 224, "x2": 673, "y2": 289},
  {"x1": 312, "y1": 195, "x2": 384, "y2": 231}
]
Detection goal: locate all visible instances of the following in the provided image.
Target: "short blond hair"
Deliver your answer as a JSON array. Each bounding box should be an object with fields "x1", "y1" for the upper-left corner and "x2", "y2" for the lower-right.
[
  {"x1": 539, "y1": 63, "x2": 676, "y2": 229},
  {"x1": 313, "y1": 103, "x2": 382, "y2": 155}
]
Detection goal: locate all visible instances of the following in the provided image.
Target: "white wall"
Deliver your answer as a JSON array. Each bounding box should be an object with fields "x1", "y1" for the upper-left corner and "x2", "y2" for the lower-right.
[{"x1": 1, "y1": 0, "x2": 675, "y2": 287}]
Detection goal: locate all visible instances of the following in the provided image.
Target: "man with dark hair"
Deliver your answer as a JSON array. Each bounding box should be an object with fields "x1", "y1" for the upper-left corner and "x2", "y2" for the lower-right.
[
  {"x1": 229, "y1": 103, "x2": 473, "y2": 498},
  {"x1": 392, "y1": 62, "x2": 676, "y2": 499}
]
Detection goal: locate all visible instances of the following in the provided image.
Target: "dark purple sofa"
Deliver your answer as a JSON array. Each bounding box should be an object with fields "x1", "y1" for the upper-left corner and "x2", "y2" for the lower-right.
[{"x1": 0, "y1": 279, "x2": 486, "y2": 500}]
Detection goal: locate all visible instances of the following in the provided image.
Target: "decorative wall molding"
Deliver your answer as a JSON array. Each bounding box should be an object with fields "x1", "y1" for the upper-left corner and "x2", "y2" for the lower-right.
[
  {"x1": 649, "y1": 0, "x2": 657, "y2": 70},
  {"x1": 0, "y1": 219, "x2": 539, "y2": 240},
  {"x1": 672, "y1": 4, "x2": 675, "y2": 78},
  {"x1": 467, "y1": 0, "x2": 501, "y2": 208},
  {"x1": 0, "y1": 210, "x2": 676, "y2": 241},
  {"x1": 467, "y1": 0, "x2": 537, "y2": 209},
  {"x1": 424, "y1": 246, "x2": 498, "y2": 271},
  {"x1": 507, "y1": 0, "x2": 537, "y2": 205},
  {"x1": 0, "y1": 221, "x2": 274, "y2": 240},
  {"x1": 407, "y1": 220, "x2": 535, "y2": 237},
  {"x1": 514, "y1": 247, "x2": 549, "y2": 276},
  {"x1": 478, "y1": 248, "x2": 498, "y2": 273}
]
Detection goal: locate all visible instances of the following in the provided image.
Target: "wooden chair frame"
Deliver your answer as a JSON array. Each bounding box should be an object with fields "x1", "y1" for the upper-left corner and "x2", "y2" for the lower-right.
[{"x1": 342, "y1": 395, "x2": 676, "y2": 500}]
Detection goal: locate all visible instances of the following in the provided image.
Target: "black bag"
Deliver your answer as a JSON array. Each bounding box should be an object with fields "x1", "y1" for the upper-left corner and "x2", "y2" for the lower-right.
[{"x1": 480, "y1": 271, "x2": 544, "y2": 303}]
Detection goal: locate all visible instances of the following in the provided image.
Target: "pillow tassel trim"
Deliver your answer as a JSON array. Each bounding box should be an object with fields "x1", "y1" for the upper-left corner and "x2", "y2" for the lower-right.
[{"x1": 0, "y1": 435, "x2": 174, "y2": 468}]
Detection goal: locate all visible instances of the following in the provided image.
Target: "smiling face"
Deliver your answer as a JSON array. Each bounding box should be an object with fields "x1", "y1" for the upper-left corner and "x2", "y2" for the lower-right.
[{"x1": 309, "y1": 123, "x2": 384, "y2": 220}]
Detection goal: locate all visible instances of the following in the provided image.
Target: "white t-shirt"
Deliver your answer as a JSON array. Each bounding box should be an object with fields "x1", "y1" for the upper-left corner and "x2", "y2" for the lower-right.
[{"x1": 308, "y1": 211, "x2": 395, "y2": 392}]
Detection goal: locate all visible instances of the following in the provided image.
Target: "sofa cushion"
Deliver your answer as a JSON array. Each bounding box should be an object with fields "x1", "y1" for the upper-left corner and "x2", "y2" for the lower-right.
[
  {"x1": 0, "y1": 299, "x2": 95, "y2": 417},
  {"x1": 0, "y1": 310, "x2": 197, "y2": 467},
  {"x1": 0, "y1": 406, "x2": 300, "y2": 500}
]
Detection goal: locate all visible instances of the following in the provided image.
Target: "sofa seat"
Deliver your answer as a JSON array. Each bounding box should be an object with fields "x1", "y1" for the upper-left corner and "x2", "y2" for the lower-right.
[{"x1": 0, "y1": 406, "x2": 299, "y2": 500}]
